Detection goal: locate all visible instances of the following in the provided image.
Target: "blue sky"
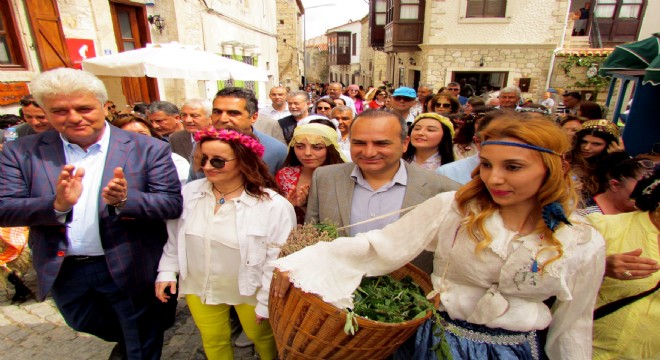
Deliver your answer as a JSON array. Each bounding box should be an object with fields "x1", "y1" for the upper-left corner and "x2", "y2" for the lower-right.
[{"x1": 302, "y1": 0, "x2": 369, "y2": 40}]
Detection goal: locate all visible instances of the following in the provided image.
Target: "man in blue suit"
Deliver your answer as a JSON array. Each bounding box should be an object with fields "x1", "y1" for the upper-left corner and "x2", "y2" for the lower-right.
[{"x1": 0, "y1": 68, "x2": 183, "y2": 359}]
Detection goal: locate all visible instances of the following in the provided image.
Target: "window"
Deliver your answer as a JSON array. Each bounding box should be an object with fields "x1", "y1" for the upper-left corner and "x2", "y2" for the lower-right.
[
  {"x1": 619, "y1": 0, "x2": 643, "y2": 18},
  {"x1": 0, "y1": 1, "x2": 25, "y2": 67},
  {"x1": 352, "y1": 33, "x2": 357, "y2": 55},
  {"x1": 338, "y1": 34, "x2": 349, "y2": 55},
  {"x1": 466, "y1": 0, "x2": 507, "y2": 18},
  {"x1": 595, "y1": 0, "x2": 617, "y2": 18},
  {"x1": 374, "y1": 0, "x2": 387, "y2": 25},
  {"x1": 400, "y1": 0, "x2": 420, "y2": 20},
  {"x1": 386, "y1": 0, "x2": 394, "y2": 23}
]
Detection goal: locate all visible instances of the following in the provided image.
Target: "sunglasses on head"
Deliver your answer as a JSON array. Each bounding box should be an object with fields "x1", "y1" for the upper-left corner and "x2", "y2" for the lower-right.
[
  {"x1": 201, "y1": 156, "x2": 236, "y2": 169},
  {"x1": 463, "y1": 112, "x2": 486, "y2": 121},
  {"x1": 20, "y1": 99, "x2": 40, "y2": 107},
  {"x1": 435, "y1": 103, "x2": 451, "y2": 109}
]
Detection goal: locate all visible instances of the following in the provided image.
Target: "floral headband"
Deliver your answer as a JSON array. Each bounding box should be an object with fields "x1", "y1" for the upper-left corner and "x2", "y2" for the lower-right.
[{"x1": 193, "y1": 127, "x2": 265, "y2": 158}]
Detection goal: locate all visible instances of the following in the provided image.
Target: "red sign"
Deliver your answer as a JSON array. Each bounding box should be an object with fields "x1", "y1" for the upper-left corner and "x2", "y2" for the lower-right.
[{"x1": 66, "y1": 38, "x2": 96, "y2": 69}]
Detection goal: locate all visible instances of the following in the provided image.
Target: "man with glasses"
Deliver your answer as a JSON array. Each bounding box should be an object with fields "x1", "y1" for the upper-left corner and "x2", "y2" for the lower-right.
[
  {"x1": 15, "y1": 95, "x2": 53, "y2": 138},
  {"x1": 169, "y1": 98, "x2": 212, "y2": 161},
  {"x1": 390, "y1": 87, "x2": 418, "y2": 126},
  {"x1": 446, "y1": 82, "x2": 468, "y2": 106}
]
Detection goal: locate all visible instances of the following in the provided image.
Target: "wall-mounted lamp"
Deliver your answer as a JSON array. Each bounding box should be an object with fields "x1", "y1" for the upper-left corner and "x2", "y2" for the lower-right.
[
  {"x1": 398, "y1": 58, "x2": 403, "y2": 65},
  {"x1": 409, "y1": 57, "x2": 416, "y2": 66},
  {"x1": 148, "y1": 15, "x2": 165, "y2": 34},
  {"x1": 479, "y1": 56, "x2": 485, "y2": 67}
]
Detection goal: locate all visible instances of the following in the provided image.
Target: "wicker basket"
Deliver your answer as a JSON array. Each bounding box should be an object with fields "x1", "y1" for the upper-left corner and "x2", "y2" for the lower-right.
[{"x1": 268, "y1": 263, "x2": 439, "y2": 360}]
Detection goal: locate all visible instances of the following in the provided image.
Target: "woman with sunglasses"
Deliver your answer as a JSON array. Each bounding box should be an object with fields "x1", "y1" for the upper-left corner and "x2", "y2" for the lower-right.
[
  {"x1": 403, "y1": 113, "x2": 455, "y2": 171},
  {"x1": 368, "y1": 90, "x2": 387, "y2": 109},
  {"x1": 344, "y1": 84, "x2": 365, "y2": 114},
  {"x1": 313, "y1": 98, "x2": 335, "y2": 117},
  {"x1": 276, "y1": 123, "x2": 346, "y2": 224},
  {"x1": 155, "y1": 128, "x2": 296, "y2": 360},
  {"x1": 430, "y1": 92, "x2": 461, "y2": 116}
]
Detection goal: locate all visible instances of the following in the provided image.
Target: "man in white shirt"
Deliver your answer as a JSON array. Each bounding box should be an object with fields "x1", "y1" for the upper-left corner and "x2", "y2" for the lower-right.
[
  {"x1": 260, "y1": 86, "x2": 290, "y2": 120},
  {"x1": 330, "y1": 105, "x2": 354, "y2": 161},
  {"x1": 322, "y1": 82, "x2": 356, "y2": 114}
]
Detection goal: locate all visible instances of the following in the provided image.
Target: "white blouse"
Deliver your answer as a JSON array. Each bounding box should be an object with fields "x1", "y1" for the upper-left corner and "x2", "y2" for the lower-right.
[{"x1": 273, "y1": 191, "x2": 605, "y2": 359}]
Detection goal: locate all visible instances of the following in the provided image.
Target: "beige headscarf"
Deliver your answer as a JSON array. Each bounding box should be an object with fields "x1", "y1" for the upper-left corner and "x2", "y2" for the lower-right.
[{"x1": 289, "y1": 123, "x2": 348, "y2": 162}]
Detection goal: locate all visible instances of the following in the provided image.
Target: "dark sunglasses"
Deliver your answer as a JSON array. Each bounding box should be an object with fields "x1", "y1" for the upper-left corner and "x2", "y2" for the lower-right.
[
  {"x1": 201, "y1": 156, "x2": 236, "y2": 169},
  {"x1": 317, "y1": 106, "x2": 331, "y2": 110},
  {"x1": 435, "y1": 103, "x2": 451, "y2": 109},
  {"x1": 393, "y1": 96, "x2": 414, "y2": 102},
  {"x1": 447, "y1": 88, "x2": 460, "y2": 91}
]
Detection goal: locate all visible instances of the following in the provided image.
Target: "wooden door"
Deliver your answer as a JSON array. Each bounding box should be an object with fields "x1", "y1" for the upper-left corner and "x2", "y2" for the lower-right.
[
  {"x1": 594, "y1": 0, "x2": 646, "y2": 46},
  {"x1": 110, "y1": 2, "x2": 158, "y2": 105},
  {"x1": 24, "y1": 0, "x2": 72, "y2": 70}
]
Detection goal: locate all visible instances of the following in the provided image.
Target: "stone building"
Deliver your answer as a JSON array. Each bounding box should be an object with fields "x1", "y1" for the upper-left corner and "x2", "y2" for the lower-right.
[
  {"x1": 366, "y1": 0, "x2": 657, "y2": 103},
  {"x1": 359, "y1": 15, "x2": 387, "y2": 89},
  {"x1": 0, "y1": 0, "x2": 281, "y2": 114},
  {"x1": 276, "y1": 0, "x2": 304, "y2": 90},
  {"x1": 327, "y1": 20, "x2": 362, "y2": 87},
  {"x1": 304, "y1": 35, "x2": 328, "y2": 84}
]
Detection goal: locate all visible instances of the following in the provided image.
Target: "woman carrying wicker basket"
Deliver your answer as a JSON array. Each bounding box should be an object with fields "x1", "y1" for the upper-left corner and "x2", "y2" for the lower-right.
[
  {"x1": 273, "y1": 113, "x2": 606, "y2": 359},
  {"x1": 156, "y1": 128, "x2": 296, "y2": 360}
]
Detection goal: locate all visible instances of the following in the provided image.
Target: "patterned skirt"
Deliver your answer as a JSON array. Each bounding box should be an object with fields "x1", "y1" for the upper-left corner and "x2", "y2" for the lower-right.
[{"x1": 394, "y1": 312, "x2": 545, "y2": 360}]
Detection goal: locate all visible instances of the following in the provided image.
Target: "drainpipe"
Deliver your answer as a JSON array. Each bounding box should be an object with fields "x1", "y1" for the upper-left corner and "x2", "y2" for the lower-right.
[{"x1": 545, "y1": 0, "x2": 573, "y2": 90}]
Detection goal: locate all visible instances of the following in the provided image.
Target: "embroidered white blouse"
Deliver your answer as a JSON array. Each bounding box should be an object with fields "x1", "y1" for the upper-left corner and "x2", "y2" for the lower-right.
[{"x1": 272, "y1": 191, "x2": 606, "y2": 359}]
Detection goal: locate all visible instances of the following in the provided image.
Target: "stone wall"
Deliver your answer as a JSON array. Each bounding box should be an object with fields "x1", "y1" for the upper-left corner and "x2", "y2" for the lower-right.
[
  {"x1": 359, "y1": 17, "x2": 387, "y2": 89},
  {"x1": 420, "y1": 45, "x2": 555, "y2": 100},
  {"x1": 276, "y1": 0, "x2": 303, "y2": 89}
]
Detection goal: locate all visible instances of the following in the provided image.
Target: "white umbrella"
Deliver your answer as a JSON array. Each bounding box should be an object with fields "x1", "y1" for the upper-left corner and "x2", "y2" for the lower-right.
[{"x1": 82, "y1": 43, "x2": 267, "y2": 81}]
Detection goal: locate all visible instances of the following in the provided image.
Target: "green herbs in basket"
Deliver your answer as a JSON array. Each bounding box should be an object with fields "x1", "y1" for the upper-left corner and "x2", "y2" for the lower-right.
[
  {"x1": 344, "y1": 275, "x2": 435, "y2": 335},
  {"x1": 279, "y1": 221, "x2": 436, "y2": 335}
]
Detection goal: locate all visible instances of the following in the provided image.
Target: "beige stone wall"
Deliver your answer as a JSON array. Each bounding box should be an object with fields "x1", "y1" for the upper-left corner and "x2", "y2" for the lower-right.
[
  {"x1": 276, "y1": 0, "x2": 303, "y2": 90},
  {"x1": 550, "y1": 56, "x2": 612, "y2": 106},
  {"x1": 420, "y1": 45, "x2": 555, "y2": 100},
  {"x1": 305, "y1": 47, "x2": 328, "y2": 84}
]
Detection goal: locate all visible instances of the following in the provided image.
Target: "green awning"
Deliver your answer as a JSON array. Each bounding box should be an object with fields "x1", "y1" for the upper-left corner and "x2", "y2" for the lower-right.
[
  {"x1": 644, "y1": 51, "x2": 660, "y2": 86},
  {"x1": 600, "y1": 33, "x2": 660, "y2": 86}
]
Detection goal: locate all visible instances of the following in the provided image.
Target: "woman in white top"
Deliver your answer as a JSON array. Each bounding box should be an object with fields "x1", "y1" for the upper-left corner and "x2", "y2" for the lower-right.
[
  {"x1": 156, "y1": 128, "x2": 296, "y2": 360},
  {"x1": 273, "y1": 113, "x2": 605, "y2": 359}
]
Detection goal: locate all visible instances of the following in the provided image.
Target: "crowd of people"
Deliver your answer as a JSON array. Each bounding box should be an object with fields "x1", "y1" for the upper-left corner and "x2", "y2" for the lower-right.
[{"x1": 0, "y1": 68, "x2": 658, "y2": 360}]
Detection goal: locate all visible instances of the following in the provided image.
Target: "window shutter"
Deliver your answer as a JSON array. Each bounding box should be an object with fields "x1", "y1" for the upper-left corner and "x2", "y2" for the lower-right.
[
  {"x1": 484, "y1": 0, "x2": 506, "y2": 17},
  {"x1": 466, "y1": 0, "x2": 485, "y2": 17},
  {"x1": 24, "y1": 0, "x2": 72, "y2": 70}
]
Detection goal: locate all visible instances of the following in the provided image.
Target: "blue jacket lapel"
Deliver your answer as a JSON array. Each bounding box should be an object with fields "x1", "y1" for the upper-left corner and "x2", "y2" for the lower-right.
[{"x1": 37, "y1": 132, "x2": 67, "y2": 194}]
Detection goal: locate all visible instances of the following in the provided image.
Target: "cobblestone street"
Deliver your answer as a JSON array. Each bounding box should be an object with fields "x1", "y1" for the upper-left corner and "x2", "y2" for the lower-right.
[{"x1": 0, "y1": 270, "x2": 259, "y2": 360}]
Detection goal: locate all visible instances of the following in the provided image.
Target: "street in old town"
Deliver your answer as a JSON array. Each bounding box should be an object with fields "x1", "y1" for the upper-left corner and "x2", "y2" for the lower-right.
[{"x1": 0, "y1": 270, "x2": 257, "y2": 360}]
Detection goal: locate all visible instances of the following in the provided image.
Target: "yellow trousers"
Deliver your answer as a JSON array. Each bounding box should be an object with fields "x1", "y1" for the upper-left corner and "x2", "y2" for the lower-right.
[{"x1": 185, "y1": 295, "x2": 277, "y2": 360}]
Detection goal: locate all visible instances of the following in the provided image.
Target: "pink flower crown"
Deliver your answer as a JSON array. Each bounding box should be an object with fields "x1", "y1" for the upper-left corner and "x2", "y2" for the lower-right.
[{"x1": 193, "y1": 127, "x2": 265, "y2": 158}]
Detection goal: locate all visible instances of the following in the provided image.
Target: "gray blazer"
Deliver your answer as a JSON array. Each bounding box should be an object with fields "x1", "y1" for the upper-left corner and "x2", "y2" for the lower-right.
[
  {"x1": 305, "y1": 161, "x2": 461, "y2": 273},
  {"x1": 169, "y1": 130, "x2": 193, "y2": 162}
]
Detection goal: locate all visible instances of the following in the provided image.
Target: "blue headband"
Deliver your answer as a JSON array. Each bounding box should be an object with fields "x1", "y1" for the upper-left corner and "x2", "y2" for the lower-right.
[{"x1": 481, "y1": 140, "x2": 561, "y2": 156}]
